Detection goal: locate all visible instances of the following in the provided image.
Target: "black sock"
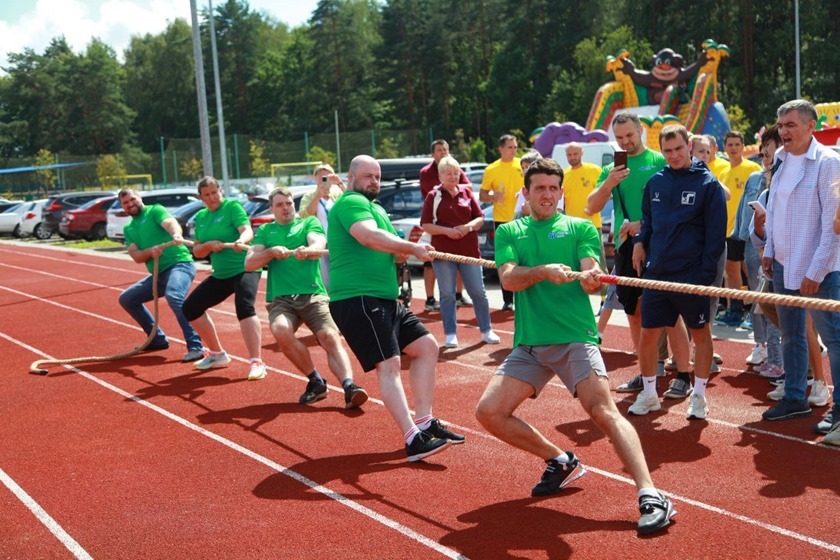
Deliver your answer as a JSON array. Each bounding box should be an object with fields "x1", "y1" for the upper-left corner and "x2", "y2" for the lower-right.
[
  {"x1": 342, "y1": 378, "x2": 353, "y2": 390},
  {"x1": 456, "y1": 292, "x2": 463, "y2": 300},
  {"x1": 677, "y1": 371, "x2": 692, "y2": 383},
  {"x1": 308, "y1": 371, "x2": 324, "y2": 383}
]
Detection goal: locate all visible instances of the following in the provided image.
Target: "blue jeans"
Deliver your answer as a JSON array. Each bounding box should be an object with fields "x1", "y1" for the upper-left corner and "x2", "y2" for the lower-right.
[
  {"x1": 119, "y1": 261, "x2": 203, "y2": 351},
  {"x1": 431, "y1": 260, "x2": 492, "y2": 336},
  {"x1": 773, "y1": 262, "x2": 840, "y2": 406}
]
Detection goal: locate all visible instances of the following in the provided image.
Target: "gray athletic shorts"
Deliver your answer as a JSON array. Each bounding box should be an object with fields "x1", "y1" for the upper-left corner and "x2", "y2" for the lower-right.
[{"x1": 496, "y1": 343, "x2": 608, "y2": 398}]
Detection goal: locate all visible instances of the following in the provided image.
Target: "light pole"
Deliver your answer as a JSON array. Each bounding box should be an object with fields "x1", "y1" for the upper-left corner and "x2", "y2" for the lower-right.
[
  {"x1": 208, "y1": 0, "x2": 230, "y2": 193},
  {"x1": 189, "y1": 0, "x2": 214, "y2": 177},
  {"x1": 795, "y1": 0, "x2": 801, "y2": 98}
]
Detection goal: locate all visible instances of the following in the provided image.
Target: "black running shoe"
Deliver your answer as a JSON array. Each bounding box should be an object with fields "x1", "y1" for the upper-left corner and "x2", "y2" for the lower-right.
[
  {"x1": 423, "y1": 418, "x2": 465, "y2": 444},
  {"x1": 343, "y1": 383, "x2": 369, "y2": 409},
  {"x1": 299, "y1": 379, "x2": 327, "y2": 404},
  {"x1": 531, "y1": 453, "x2": 586, "y2": 496},
  {"x1": 637, "y1": 491, "x2": 676, "y2": 535},
  {"x1": 406, "y1": 432, "x2": 451, "y2": 462}
]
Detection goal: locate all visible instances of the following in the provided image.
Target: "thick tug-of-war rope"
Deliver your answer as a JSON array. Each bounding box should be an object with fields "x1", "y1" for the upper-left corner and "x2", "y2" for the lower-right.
[
  {"x1": 29, "y1": 243, "x2": 839, "y2": 375},
  {"x1": 28, "y1": 239, "x2": 239, "y2": 375},
  {"x1": 298, "y1": 248, "x2": 840, "y2": 313}
]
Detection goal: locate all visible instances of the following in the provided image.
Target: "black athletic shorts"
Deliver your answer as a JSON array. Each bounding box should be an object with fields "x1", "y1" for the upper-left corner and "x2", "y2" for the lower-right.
[
  {"x1": 726, "y1": 237, "x2": 745, "y2": 262},
  {"x1": 329, "y1": 296, "x2": 429, "y2": 372},
  {"x1": 183, "y1": 271, "x2": 260, "y2": 321}
]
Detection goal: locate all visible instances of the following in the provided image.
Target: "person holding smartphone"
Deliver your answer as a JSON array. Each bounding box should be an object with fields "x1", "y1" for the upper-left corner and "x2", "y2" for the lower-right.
[
  {"x1": 587, "y1": 112, "x2": 680, "y2": 393},
  {"x1": 299, "y1": 163, "x2": 346, "y2": 290}
]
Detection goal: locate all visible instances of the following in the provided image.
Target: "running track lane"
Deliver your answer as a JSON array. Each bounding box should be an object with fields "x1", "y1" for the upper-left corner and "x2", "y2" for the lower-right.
[{"x1": 1, "y1": 242, "x2": 839, "y2": 558}]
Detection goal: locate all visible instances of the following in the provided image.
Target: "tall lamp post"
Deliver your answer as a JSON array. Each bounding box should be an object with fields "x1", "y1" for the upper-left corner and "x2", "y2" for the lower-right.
[
  {"x1": 794, "y1": 0, "x2": 801, "y2": 98},
  {"x1": 189, "y1": 0, "x2": 214, "y2": 177},
  {"x1": 208, "y1": 0, "x2": 230, "y2": 193}
]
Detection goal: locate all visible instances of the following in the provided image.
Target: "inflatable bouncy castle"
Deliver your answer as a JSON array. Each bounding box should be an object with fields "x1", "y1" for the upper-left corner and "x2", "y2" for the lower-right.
[{"x1": 586, "y1": 39, "x2": 731, "y2": 151}]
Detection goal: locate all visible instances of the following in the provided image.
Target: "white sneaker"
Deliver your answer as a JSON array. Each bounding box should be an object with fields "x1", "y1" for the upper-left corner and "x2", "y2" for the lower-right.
[
  {"x1": 808, "y1": 380, "x2": 830, "y2": 407},
  {"x1": 746, "y1": 344, "x2": 767, "y2": 365},
  {"x1": 194, "y1": 350, "x2": 231, "y2": 370},
  {"x1": 686, "y1": 393, "x2": 709, "y2": 419},
  {"x1": 767, "y1": 381, "x2": 785, "y2": 401},
  {"x1": 443, "y1": 334, "x2": 459, "y2": 348},
  {"x1": 481, "y1": 330, "x2": 501, "y2": 344},
  {"x1": 248, "y1": 360, "x2": 267, "y2": 380},
  {"x1": 628, "y1": 393, "x2": 661, "y2": 415}
]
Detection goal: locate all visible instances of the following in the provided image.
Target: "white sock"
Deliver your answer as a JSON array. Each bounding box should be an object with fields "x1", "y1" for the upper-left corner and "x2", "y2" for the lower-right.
[
  {"x1": 694, "y1": 377, "x2": 708, "y2": 397},
  {"x1": 638, "y1": 487, "x2": 659, "y2": 499},
  {"x1": 642, "y1": 376, "x2": 658, "y2": 397},
  {"x1": 414, "y1": 414, "x2": 433, "y2": 430},
  {"x1": 404, "y1": 425, "x2": 420, "y2": 445},
  {"x1": 552, "y1": 452, "x2": 570, "y2": 464}
]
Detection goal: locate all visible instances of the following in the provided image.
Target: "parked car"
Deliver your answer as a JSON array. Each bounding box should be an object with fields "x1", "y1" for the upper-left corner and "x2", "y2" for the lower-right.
[
  {"x1": 42, "y1": 191, "x2": 115, "y2": 237},
  {"x1": 172, "y1": 200, "x2": 206, "y2": 241},
  {"x1": 19, "y1": 200, "x2": 51, "y2": 239},
  {"x1": 0, "y1": 203, "x2": 26, "y2": 237},
  {"x1": 106, "y1": 188, "x2": 199, "y2": 243},
  {"x1": 59, "y1": 196, "x2": 116, "y2": 240},
  {"x1": 374, "y1": 181, "x2": 426, "y2": 221},
  {"x1": 377, "y1": 158, "x2": 433, "y2": 181}
]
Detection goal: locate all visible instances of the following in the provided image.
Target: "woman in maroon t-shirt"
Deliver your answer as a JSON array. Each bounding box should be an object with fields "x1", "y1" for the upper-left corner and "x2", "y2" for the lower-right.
[{"x1": 421, "y1": 156, "x2": 500, "y2": 348}]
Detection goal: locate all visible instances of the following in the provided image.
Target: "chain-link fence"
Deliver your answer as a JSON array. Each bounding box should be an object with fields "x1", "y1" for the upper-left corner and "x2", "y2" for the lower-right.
[{"x1": 0, "y1": 128, "x2": 431, "y2": 199}]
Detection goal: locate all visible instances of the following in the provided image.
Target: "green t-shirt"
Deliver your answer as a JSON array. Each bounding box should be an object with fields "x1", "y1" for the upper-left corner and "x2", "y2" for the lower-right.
[
  {"x1": 596, "y1": 148, "x2": 666, "y2": 226},
  {"x1": 327, "y1": 191, "x2": 399, "y2": 301},
  {"x1": 193, "y1": 198, "x2": 250, "y2": 279},
  {"x1": 495, "y1": 213, "x2": 601, "y2": 347},
  {"x1": 253, "y1": 217, "x2": 327, "y2": 300},
  {"x1": 124, "y1": 204, "x2": 193, "y2": 274}
]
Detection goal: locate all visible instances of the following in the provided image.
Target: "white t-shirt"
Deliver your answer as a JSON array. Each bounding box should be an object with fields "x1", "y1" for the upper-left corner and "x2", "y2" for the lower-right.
[{"x1": 771, "y1": 153, "x2": 805, "y2": 265}]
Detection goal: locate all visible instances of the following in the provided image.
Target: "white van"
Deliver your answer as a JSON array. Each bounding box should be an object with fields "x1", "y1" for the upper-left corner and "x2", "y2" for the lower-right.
[
  {"x1": 550, "y1": 142, "x2": 615, "y2": 168},
  {"x1": 106, "y1": 188, "x2": 199, "y2": 242}
]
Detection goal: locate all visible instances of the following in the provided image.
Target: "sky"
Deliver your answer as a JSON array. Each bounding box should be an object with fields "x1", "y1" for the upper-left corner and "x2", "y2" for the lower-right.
[{"x1": 0, "y1": 0, "x2": 320, "y2": 71}]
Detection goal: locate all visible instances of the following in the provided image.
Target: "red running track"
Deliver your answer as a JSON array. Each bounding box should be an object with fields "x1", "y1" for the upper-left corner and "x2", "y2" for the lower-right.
[{"x1": 0, "y1": 241, "x2": 838, "y2": 559}]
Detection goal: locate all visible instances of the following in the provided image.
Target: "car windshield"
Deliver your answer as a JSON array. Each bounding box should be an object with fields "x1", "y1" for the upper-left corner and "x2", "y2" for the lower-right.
[
  {"x1": 2, "y1": 203, "x2": 22, "y2": 213},
  {"x1": 171, "y1": 200, "x2": 204, "y2": 218}
]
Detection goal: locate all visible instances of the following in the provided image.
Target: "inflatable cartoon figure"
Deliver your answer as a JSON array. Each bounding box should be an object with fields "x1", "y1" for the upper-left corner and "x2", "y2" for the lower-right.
[{"x1": 621, "y1": 48, "x2": 708, "y2": 105}]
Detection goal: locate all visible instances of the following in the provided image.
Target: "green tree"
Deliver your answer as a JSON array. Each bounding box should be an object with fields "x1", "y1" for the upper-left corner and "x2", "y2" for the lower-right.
[
  {"x1": 34, "y1": 148, "x2": 57, "y2": 194},
  {"x1": 96, "y1": 154, "x2": 126, "y2": 188},
  {"x1": 124, "y1": 19, "x2": 198, "y2": 152},
  {"x1": 249, "y1": 139, "x2": 270, "y2": 176},
  {"x1": 306, "y1": 145, "x2": 336, "y2": 167}
]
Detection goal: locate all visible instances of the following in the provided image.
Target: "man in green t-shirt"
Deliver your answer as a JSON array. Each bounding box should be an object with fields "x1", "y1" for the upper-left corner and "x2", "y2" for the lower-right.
[
  {"x1": 328, "y1": 155, "x2": 463, "y2": 462},
  {"x1": 587, "y1": 112, "x2": 688, "y2": 392},
  {"x1": 245, "y1": 187, "x2": 368, "y2": 409},
  {"x1": 117, "y1": 188, "x2": 204, "y2": 362},
  {"x1": 475, "y1": 158, "x2": 674, "y2": 536}
]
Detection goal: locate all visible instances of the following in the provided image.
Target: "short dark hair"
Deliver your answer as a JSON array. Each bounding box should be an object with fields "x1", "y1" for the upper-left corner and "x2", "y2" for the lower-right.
[
  {"x1": 659, "y1": 124, "x2": 689, "y2": 146},
  {"x1": 723, "y1": 130, "x2": 745, "y2": 144},
  {"x1": 268, "y1": 186, "x2": 293, "y2": 206},
  {"x1": 118, "y1": 187, "x2": 138, "y2": 199},
  {"x1": 760, "y1": 124, "x2": 782, "y2": 148},
  {"x1": 611, "y1": 111, "x2": 641, "y2": 129},
  {"x1": 524, "y1": 158, "x2": 564, "y2": 191},
  {"x1": 498, "y1": 134, "x2": 517, "y2": 147},
  {"x1": 430, "y1": 139, "x2": 449, "y2": 153},
  {"x1": 197, "y1": 176, "x2": 220, "y2": 194}
]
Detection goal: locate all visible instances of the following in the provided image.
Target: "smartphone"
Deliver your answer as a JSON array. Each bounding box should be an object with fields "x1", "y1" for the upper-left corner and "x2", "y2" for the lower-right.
[
  {"x1": 613, "y1": 150, "x2": 628, "y2": 169},
  {"x1": 748, "y1": 200, "x2": 765, "y2": 214}
]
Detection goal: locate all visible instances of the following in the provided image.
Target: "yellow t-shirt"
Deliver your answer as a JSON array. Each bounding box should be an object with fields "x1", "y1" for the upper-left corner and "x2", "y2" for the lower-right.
[
  {"x1": 708, "y1": 157, "x2": 731, "y2": 181},
  {"x1": 480, "y1": 158, "x2": 524, "y2": 223},
  {"x1": 562, "y1": 162, "x2": 602, "y2": 228},
  {"x1": 721, "y1": 159, "x2": 762, "y2": 236}
]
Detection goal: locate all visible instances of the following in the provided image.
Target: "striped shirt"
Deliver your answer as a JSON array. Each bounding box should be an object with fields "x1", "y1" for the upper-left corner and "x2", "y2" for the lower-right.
[{"x1": 764, "y1": 137, "x2": 840, "y2": 290}]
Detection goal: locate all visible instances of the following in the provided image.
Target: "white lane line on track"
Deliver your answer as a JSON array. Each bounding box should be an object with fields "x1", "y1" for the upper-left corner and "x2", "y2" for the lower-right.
[
  {"x1": 3, "y1": 286, "x2": 840, "y2": 554},
  {"x1": 0, "y1": 332, "x2": 468, "y2": 560},
  {"x1": 0, "y1": 466, "x2": 93, "y2": 560}
]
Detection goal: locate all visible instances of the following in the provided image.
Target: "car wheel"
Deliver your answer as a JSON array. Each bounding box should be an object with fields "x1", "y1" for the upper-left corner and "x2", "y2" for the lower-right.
[
  {"x1": 12, "y1": 224, "x2": 21, "y2": 238},
  {"x1": 90, "y1": 222, "x2": 106, "y2": 240},
  {"x1": 33, "y1": 223, "x2": 52, "y2": 240}
]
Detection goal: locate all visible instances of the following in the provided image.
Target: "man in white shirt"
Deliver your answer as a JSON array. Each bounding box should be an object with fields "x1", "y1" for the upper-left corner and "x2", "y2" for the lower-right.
[{"x1": 760, "y1": 99, "x2": 840, "y2": 446}]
